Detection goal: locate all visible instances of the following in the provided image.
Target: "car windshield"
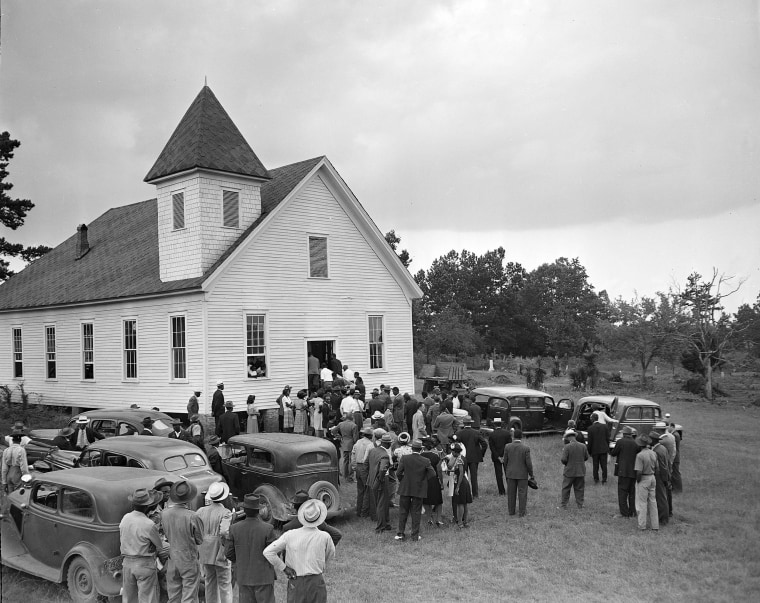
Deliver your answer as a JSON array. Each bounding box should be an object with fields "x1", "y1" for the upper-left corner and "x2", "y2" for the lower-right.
[
  {"x1": 152, "y1": 419, "x2": 171, "y2": 434},
  {"x1": 164, "y1": 453, "x2": 206, "y2": 472}
]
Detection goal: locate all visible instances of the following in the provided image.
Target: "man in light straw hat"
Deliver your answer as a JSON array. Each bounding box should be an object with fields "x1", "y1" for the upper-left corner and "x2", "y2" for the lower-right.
[
  {"x1": 263, "y1": 498, "x2": 335, "y2": 603},
  {"x1": 226, "y1": 494, "x2": 277, "y2": 603},
  {"x1": 120, "y1": 487, "x2": 165, "y2": 603},
  {"x1": 634, "y1": 434, "x2": 659, "y2": 531},
  {"x1": 196, "y1": 482, "x2": 233, "y2": 603},
  {"x1": 71, "y1": 415, "x2": 104, "y2": 450},
  {"x1": 161, "y1": 480, "x2": 203, "y2": 601}
]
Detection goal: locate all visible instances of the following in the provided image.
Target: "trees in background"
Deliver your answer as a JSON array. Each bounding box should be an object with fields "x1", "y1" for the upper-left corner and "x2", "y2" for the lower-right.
[
  {"x1": 1, "y1": 132, "x2": 51, "y2": 281},
  {"x1": 413, "y1": 250, "x2": 607, "y2": 358},
  {"x1": 675, "y1": 270, "x2": 745, "y2": 400},
  {"x1": 600, "y1": 293, "x2": 681, "y2": 386}
]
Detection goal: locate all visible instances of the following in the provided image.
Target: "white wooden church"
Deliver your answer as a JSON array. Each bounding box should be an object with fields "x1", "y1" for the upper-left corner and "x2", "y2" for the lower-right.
[{"x1": 0, "y1": 86, "x2": 422, "y2": 414}]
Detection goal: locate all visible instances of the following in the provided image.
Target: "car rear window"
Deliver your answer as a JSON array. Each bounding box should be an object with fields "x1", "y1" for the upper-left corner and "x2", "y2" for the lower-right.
[
  {"x1": 297, "y1": 451, "x2": 332, "y2": 467},
  {"x1": 164, "y1": 453, "x2": 206, "y2": 472},
  {"x1": 490, "y1": 397, "x2": 509, "y2": 409},
  {"x1": 61, "y1": 487, "x2": 95, "y2": 520}
]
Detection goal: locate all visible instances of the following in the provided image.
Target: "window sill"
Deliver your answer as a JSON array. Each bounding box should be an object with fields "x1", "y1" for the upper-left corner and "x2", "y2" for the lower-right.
[
  {"x1": 81, "y1": 380, "x2": 96, "y2": 383},
  {"x1": 367, "y1": 368, "x2": 387, "y2": 374},
  {"x1": 170, "y1": 379, "x2": 190, "y2": 384},
  {"x1": 247, "y1": 376, "x2": 270, "y2": 381},
  {"x1": 122, "y1": 379, "x2": 140, "y2": 384}
]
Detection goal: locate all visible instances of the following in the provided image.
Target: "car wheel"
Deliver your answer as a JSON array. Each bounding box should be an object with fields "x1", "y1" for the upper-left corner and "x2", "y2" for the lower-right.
[
  {"x1": 255, "y1": 490, "x2": 276, "y2": 524},
  {"x1": 308, "y1": 480, "x2": 340, "y2": 513},
  {"x1": 67, "y1": 556, "x2": 99, "y2": 603}
]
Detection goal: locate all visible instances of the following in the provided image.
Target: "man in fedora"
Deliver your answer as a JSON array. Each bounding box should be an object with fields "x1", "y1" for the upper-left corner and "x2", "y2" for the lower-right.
[
  {"x1": 610, "y1": 426, "x2": 639, "y2": 518},
  {"x1": 226, "y1": 494, "x2": 277, "y2": 603},
  {"x1": 51, "y1": 426, "x2": 75, "y2": 451},
  {"x1": 368, "y1": 433, "x2": 393, "y2": 532},
  {"x1": 196, "y1": 482, "x2": 233, "y2": 603},
  {"x1": 205, "y1": 436, "x2": 224, "y2": 476},
  {"x1": 502, "y1": 428, "x2": 534, "y2": 517},
  {"x1": 634, "y1": 434, "x2": 659, "y2": 531},
  {"x1": 456, "y1": 417, "x2": 484, "y2": 497},
  {"x1": 281, "y1": 490, "x2": 343, "y2": 545},
  {"x1": 120, "y1": 487, "x2": 165, "y2": 603},
  {"x1": 587, "y1": 412, "x2": 609, "y2": 484},
  {"x1": 188, "y1": 414, "x2": 205, "y2": 450},
  {"x1": 650, "y1": 430, "x2": 671, "y2": 526},
  {"x1": 161, "y1": 480, "x2": 203, "y2": 602},
  {"x1": 488, "y1": 418, "x2": 511, "y2": 496},
  {"x1": 264, "y1": 499, "x2": 336, "y2": 603},
  {"x1": 168, "y1": 420, "x2": 188, "y2": 441},
  {"x1": 2, "y1": 430, "x2": 29, "y2": 493},
  {"x1": 351, "y1": 426, "x2": 376, "y2": 518},
  {"x1": 395, "y1": 439, "x2": 436, "y2": 541},
  {"x1": 141, "y1": 417, "x2": 155, "y2": 436},
  {"x1": 4, "y1": 421, "x2": 31, "y2": 447},
  {"x1": 212, "y1": 380, "x2": 226, "y2": 429},
  {"x1": 187, "y1": 387, "x2": 201, "y2": 416},
  {"x1": 71, "y1": 415, "x2": 104, "y2": 450},
  {"x1": 560, "y1": 429, "x2": 589, "y2": 509},
  {"x1": 216, "y1": 400, "x2": 240, "y2": 444}
]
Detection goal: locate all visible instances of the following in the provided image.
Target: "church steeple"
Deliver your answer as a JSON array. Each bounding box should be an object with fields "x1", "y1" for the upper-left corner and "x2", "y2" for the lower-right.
[
  {"x1": 145, "y1": 86, "x2": 271, "y2": 183},
  {"x1": 147, "y1": 86, "x2": 269, "y2": 282}
]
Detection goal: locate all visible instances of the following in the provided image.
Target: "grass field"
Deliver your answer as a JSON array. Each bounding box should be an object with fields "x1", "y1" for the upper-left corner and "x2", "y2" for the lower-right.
[{"x1": 2, "y1": 369, "x2": 760, "y2": 602}]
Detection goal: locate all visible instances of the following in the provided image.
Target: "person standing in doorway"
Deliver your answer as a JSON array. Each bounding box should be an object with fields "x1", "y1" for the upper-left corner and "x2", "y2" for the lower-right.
[{"x1": 308, "y1": 351, "x2": 321, "y2": 394}]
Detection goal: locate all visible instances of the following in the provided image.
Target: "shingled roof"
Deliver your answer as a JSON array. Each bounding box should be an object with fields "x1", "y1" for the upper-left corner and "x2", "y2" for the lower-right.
[
  {"x1": 0, "y1": 157, "x2": 324, "y2": 311},
  {"x1": 144, "y1": 86, "x2": 271, "y2": 183}
]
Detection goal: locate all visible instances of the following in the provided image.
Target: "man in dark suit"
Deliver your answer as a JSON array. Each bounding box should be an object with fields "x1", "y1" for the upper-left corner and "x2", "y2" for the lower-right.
[
  {"x1": 395, "y1": 439, "x2": 436, "y2": 541},
  {"x1": 216, "y1": 401, "x2": 241, "y2": 444},
  {"x1": 212, "y1": 381, "x2": 225, "y2": 429},
  {"x1": 456, "y1": 418, "x2": 484, "y2": 497},
  {"x1": 560, "y1": 430, "x2": 589, "y2": 509},
  {"x1": 489, "y1": 418, "x2": 511, "y2": 495},
  {"x1": 467, "y1": 393, "x2": 482, "y2": 429},
  {"x1": 610, "y1": 426, "x2": 639, "y2": 517},
  {"x1": 368, "y1": 434, "x2": 392, "y2": 533},
  {"x1": 502, "y1": 428, "x2": 534, "y2": 516},
  {"x1": 587, "y1": 413, "x2": 610, "y2": 484},
  {"x1": 226, "y1": 494, "x2": 276, "y2": 603}
]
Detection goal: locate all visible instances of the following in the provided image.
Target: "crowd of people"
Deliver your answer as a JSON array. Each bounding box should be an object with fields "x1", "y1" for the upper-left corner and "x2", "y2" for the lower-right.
[{"x1": 119, "y1": 479, "x2": 337, "y2": 603}]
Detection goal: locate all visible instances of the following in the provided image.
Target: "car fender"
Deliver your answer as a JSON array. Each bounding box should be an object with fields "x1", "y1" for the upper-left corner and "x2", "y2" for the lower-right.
[
  {"x1": 62, "y1": 541, "x2": 121, "y2": 597},
  {"x1": 252, "y1": 484, "x2": 292, "y2": 523}
]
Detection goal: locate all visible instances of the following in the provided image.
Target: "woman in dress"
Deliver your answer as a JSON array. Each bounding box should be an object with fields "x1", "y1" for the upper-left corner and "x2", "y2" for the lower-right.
[
  {"x1": 246, "y1": 394, "x2": 259, "y2": 433},
  {"x1": 293, "y1": 389, "x2": 308, "y2": 434},
  {"x1": 442, "y1": 443, "x2": 472, "y2": 528},
  {"x1": 278, "y1": 386, "x2": 294, "y2": 433},
  {"x1": 310, "y1": 390, "x2": 325, "y2": 437},
  {"x1": 421, "y1": 437, "x2": 444, "y2": 527}
]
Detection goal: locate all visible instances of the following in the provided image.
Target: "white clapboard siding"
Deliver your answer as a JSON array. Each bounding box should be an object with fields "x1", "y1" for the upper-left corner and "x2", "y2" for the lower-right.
[
  {"x1": 204, "y1": 172, "x2": 416, "y2": 407},
  {"x1": 0, "y1": 294, "x2": 211, "y2": 413}
]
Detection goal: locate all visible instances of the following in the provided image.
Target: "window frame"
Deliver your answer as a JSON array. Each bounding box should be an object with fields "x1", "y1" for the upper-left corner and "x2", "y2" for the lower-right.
[
  {"x1": 123, "y1": 318, "x2": 138, "y2": 381},
  {"x1": 368, "y1": 314, "x2": 385, "y2": 371},
  {"x1": 307, "y1": 234, "x2": 329, "y2": 279},
  {"x1": 81, "y1": 321, "x2": 94, "y2": 380},
  {"x1": 244, "y1": 312, "x2": 268, "y2": 380},
  {"x1": 221, "y1": 188, "x2": 240, "y2": 229},
  {"x1": 169, "y1": 314, "x2": 188, "y2": 382},
  {"x1": 12, "y1": 327, "x2": 23, "y2": 379},
  {"x1": 172, "y1": 190, "x2": 185, "y2": 231},
  {"x1": 45, "y1": 325, "x2": 57, "y2": 380}
]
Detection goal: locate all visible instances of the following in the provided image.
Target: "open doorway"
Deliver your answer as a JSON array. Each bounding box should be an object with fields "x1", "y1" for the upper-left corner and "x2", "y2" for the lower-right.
[{"x1": 307, "y1": 340, "x2": 335, "y2": 392}]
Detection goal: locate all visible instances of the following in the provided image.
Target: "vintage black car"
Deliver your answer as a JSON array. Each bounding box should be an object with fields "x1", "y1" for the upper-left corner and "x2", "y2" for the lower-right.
[
  {"x1": 223, "y1": 433, "x2": 341, "y2": 524},
  {"x1": 38, "y1": 436, "x2": 222, "y2": 510},
  {"x1": 0, "y1": 467, "x2": 175, "y2": 602},
  {"x1": 572, "y1": 395, "x2": 684, "y2": 449},
  {"x1": 29, "y1": 408, "x2": 175, "y2": 444},
  {"x1": 471, "y1": 386, "x2": 574, "y2": 435}
]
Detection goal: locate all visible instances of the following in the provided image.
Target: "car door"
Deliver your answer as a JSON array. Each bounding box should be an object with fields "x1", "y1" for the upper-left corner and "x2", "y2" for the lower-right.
[
  {"x1": 23, "y1": 482, "x2": 63, "y2": 569},
  {"x1": 236, "y1": 446, "x2": 274, "y2": 497},
  {"x1": 553, "y1": 398, "x2": 574, "y2": 428}
]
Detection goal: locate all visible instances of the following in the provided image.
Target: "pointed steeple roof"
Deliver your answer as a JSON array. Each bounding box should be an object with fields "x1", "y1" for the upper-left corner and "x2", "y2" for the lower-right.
[{"x1": 144, "y1": 86, "x2": 271, "y2": 183}]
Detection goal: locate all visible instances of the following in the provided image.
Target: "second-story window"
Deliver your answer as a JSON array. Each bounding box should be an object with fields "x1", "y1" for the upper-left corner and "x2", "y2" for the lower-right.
[{"x1": 222, "y1": 190, "x2": 239, "y2": 228}]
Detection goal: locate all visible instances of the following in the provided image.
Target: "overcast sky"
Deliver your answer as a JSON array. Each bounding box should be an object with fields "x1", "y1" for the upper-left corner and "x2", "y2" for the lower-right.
[{"x1": 2, "y1": 0, "x2": 759, "y2": 312}]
